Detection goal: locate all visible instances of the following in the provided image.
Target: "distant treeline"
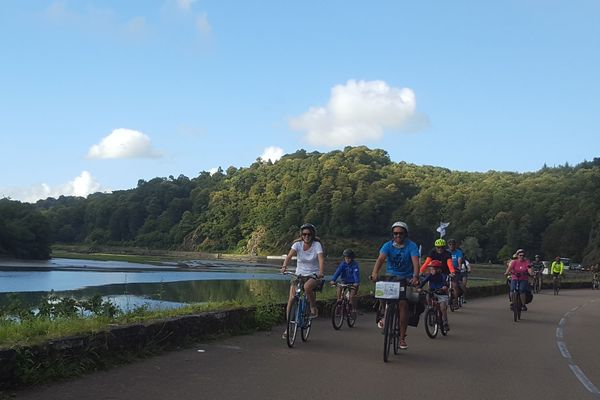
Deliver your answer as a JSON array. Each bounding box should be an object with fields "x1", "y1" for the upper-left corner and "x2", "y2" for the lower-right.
[{"x1": 3, "y1": 146, "x2": 600, "y2": 264}]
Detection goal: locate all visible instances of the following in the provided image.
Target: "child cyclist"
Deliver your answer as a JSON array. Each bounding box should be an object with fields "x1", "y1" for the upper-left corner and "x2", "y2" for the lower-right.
[
  {"x1": 329, "y1": 249, "x2": 360, "y2": 309},
  {"x1": 418, "y1": 260, "x2": 450, "y2": 331}
]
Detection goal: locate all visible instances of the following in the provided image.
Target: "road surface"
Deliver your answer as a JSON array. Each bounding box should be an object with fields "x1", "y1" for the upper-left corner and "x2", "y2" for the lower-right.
[{"x1": 14, "y1": 289, "x2": 600, "y2": 400}]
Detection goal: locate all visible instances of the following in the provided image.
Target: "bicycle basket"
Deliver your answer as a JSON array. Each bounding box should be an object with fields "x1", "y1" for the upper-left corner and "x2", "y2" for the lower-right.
[{"x1": 375, "y1": 281, "x2": 405, "y2": 299}]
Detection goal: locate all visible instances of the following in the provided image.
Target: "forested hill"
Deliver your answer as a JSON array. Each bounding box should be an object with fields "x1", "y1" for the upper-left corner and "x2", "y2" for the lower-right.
[{"x1": 4, "y1": 146, "x2": 600, "y2": 264}]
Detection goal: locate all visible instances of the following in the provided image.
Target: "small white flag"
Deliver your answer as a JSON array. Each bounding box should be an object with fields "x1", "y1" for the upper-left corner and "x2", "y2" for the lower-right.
[{"x1": 436, "y1": 222, "x2": 450, "y2": 238}]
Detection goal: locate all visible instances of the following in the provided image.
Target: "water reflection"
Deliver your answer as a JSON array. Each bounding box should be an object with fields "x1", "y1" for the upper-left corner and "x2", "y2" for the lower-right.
[{"x1": 0, "y1": 258, "x2": 315, "y2": 311}]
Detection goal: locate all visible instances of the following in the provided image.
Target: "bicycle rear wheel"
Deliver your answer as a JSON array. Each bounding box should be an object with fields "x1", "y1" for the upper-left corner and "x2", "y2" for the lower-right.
[
  {"x1": 286, "y1": 298, "x2": 299, "y2": 348},
  {"x1": 439, "y1": 310, "x2": 448, "y2": 336},
  {"x1": 331, "y1": 301, "x2": 344, "y2": 330},
  {"x1": 301, "y1": 299, "x2": 312, "y2": 341},
  {"x1": 383, "y1": 302, "x2": 396, "y2": 362},
  {"x1": 424, "y1": 308, "x2": 438, "y2": 338}
]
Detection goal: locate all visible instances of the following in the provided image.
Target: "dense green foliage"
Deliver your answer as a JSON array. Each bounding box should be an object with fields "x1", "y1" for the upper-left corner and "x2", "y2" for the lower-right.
[
  {"x1": 0, "y1": 199, "x2": 51, "y2": 259},
  {"x1": 5, "y1": 146, "x2": 600, "y2": 264}
]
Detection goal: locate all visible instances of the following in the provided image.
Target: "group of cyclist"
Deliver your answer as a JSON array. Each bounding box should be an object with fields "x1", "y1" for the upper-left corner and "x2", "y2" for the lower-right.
[{"x1": 281, "y1": 221, "x2": 471, "y2": 350}]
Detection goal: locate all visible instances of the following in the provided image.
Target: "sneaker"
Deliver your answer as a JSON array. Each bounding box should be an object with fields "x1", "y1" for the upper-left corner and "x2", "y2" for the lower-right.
[
  {"x1": 521, "y1": 305, "x2": 528, "y2": 311},
  {"x1": 377, "y1": 319, "x2": 384, "y2": 329},
  {"x1": 309, "y1": 309, "x2": 319, "y2": 319},
  {"x1": 443, "y1": 323, "x2": 450, "y2": 331},
  {"x1": 399, "y1": 339, "x2": 408, "y2": 350},
  {"x1": 282, "y1": 330, "x2": 287, "y2": 339}
]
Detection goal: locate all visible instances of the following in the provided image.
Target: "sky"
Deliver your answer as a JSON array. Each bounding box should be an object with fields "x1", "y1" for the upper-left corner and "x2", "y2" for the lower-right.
[{"x1": 1, "y1": 0, "x2": 599, "y2": 203}]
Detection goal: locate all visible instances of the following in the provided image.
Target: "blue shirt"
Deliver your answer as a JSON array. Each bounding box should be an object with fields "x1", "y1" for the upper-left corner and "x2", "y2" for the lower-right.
[
  {"x1": 451, "y1": 248, "x2": 464, "y2": 270},
  {"x1": 419, "y1": 272, "x2": 449, "y2": 290},
  {"x1": 379, "y1": 239, "x2": 420, "y2": 278},
  {"x1": 331, "y1": 260, "x2": 360, "y2": 284}
]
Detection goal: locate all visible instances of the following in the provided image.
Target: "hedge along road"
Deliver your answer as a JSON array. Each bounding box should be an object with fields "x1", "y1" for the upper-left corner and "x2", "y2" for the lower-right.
[{"x1": 15, "y1": 289, "x2": 600, "y2": 400}]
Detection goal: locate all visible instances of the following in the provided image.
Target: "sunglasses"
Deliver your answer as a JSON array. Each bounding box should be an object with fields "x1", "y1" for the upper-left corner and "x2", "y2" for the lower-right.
[
  {"x1": 392, "y1": 231, "x2": 406, "y2": 236},
  {"x1": 518, "y1": 253, "x2": 525, "y2": 256},
  {"x1": 301, "y1": 232, "x2": 312, "y2": 237}
]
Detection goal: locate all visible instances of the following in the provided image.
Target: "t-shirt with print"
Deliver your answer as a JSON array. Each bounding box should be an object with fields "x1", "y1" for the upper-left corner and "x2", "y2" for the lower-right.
[{"x1": 379, "y1": 239, "x2": 420, "y2": 279}]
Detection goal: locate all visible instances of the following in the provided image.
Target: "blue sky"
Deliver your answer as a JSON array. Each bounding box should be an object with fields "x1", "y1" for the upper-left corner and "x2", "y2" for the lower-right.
[{"x1": 1, "y1": 0, "x2": 599, "y2": 202}]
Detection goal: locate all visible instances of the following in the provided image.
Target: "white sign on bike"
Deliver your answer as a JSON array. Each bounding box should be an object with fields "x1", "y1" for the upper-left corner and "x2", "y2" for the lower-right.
[{"x1": 375, "y1": 281, "x2": 403, "y2": 299}]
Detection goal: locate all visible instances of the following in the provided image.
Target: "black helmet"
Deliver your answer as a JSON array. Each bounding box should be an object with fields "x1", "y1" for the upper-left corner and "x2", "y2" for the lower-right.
[
  {"x1": 342, "y1": 249, "x2": 355, "y2": 259},
  {"x1": 448, "y1": 239, "x2": 457, "y2": 245},
  {"x1": 300, "y1": 223, "x2": 316, "y2": 235}
]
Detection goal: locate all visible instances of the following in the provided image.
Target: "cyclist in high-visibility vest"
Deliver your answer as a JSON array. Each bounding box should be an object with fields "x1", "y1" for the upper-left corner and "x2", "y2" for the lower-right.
[{"x1": 551, "y1": 256, "x2": 564, "y2": 276}]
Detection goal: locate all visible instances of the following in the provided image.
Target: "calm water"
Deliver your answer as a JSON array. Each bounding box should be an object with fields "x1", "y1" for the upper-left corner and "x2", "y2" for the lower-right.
[
  {"x1": 0, "y1": 258, "x2": 496, "y2": 312},
  {"x1": 0, "y1": 258, "x2": 298, "y2": 311}
]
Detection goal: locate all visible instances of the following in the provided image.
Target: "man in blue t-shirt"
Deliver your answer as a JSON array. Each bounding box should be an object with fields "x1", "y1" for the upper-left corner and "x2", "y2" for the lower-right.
[
  {"x1": 370, "y1": 221, "x2": 420, "y2": 350},
  {"x1": 448, "y1": 239, "x2": 465, "y2": 303}
]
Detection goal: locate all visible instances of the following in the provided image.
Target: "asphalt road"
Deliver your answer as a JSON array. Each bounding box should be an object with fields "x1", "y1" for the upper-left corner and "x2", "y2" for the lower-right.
[{"x1": 14, "y1": 289, "x2": 600, "y2": 400}]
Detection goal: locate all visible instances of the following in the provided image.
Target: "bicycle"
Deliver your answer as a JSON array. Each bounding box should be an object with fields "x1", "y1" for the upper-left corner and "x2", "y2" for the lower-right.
[
  {"x1": 283, "y1": 272, "x2": 319, "y2": 348},
  {"x1": 509, "y1": 273, "x2": 527, "y2": 322},
  {"x1": 422, "y1": 288, "x2": 448, "y2": 338},
  {"x1": 533, "y1": 270, "x2": 543, "y2": 293},
  {"x1": 373, "y1": 276, "x2": 406, "y2": 363},
  {"x1": 552, "y1": 273, "x2": 561, "y2": 295},
  {"x1": 592, "y1": 272, "x2": 600, "y2": 290},
  {"x1": 331, "y1": 283, "x2": 358, "y2": 330}
]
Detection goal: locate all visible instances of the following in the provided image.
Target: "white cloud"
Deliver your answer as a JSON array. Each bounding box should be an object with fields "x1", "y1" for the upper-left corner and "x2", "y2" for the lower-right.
[
  {"x1": 0, "y1": 171, "x2": 104, "y2": 203},
  {"x1": 260, "y1": 146, "x2": 284, "y2": 163},
  {"x1": 208, "y1": 167, "x2": 219, "y2": 175},
  {"x1": 195, "y1": 13, "x2": 211, "y2": 34},
  {"x1": 87, "y1": 128, "x2": 162, "y2": 159},
  {"x1": 289, "y1": 79, "x2": 428, "y2": 146}
]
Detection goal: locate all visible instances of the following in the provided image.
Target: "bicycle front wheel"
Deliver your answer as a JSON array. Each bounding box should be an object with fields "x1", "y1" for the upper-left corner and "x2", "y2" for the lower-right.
[
  {"x1": 383, "y1": 302, "x2": 397, "y2": 362},
  {"x1": 286, "y1": 298, "x2": 299, "y2": 348},
  {"x1": 392, "y1": 306, "x2": 400, "y2": 355},
  {"x1": 513, "y1": 292, "x2": 520, "y2": 322},
  {"x1": 346, "y1": 303, "x2": 357, "y2": 328},
  {"x1": 331, "y1": 301, "x2": 344, "y2": 330},
  {"x1": 301, "y1": 299, "x2": 312, "y2": 342},
  {"x1": 424, "y1": 308, "x2": 438, "y2": 339},
  {"x1": 449, "y1": 290, "x2": 457, "y2": 312}
]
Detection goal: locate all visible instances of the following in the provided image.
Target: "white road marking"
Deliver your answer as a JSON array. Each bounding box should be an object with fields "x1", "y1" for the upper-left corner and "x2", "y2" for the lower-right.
[
  {"x1": 556, "y1": 299, "x2": 600, "y2": 397},
  {"x1": 569, "y1": 365, "x2": 600, "y2": 394},
  {"x1": 557, "y1": 341, "x2": 571, "y2": 359}
]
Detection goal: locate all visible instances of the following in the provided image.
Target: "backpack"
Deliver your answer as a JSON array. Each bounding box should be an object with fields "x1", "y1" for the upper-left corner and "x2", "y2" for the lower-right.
[{"x1": 525, "y1": 283, "x2": 533, "y2": 304}]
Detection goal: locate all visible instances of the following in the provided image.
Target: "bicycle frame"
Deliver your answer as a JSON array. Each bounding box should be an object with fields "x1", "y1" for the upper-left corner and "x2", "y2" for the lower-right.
[
  {"x1": 423, "y1": 289, "x2": 447, "y2": 338},
  {"x1": 284, "y1": 272, "x2": 316, "y2": 348},
  {"x1": 374, "y1": 277, "x2": 407, "y2": 362},
  {"x1": 331, "y1": 283, "x2": 357, "y2": 330}
]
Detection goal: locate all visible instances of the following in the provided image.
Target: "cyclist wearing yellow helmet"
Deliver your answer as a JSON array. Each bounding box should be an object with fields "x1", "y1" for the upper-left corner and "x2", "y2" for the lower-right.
[{"x1": 419, "y1": 238, "x2": 455, "y2": 276}]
